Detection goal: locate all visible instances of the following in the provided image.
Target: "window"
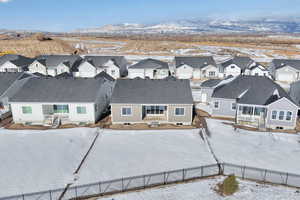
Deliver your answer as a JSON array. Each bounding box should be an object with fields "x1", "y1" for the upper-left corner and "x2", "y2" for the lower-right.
[
  {"x1": 242, "y1": 106, "x2": 253, "y2": 115},
  {"x1": 209, "y1": 71, "x2": 216, "y2": 77},
  {"x1": 231, "y1": 66, "x2": 235, "y2": 69},
  {"x1": 111, "y1": 70, "x2": 115, "y2": 75},
  {"x1": 231, "y1": 103, "x2": 237, "y2": 110},
  {"x1": 286, "y1": 111, "x2": 292, "y2": 121},
  {"x1": 53, "y1": 105, "x2": 69, "y2": 113},
  {"x1": 77, "y1": 106, "x2": 87, "y2": 114},
  {"x1": 272, "y1": 110, "x2": 277, "y2": 120},
  {"x1": 175, "y1": 108, "x2": 185, "y2": 116},
  {"x1": 122, "y1": 107, "x2": 132, "y2": 116},
  {"x1": 279, "y1": 111, "x2": 285, "y2": 120},
  {"x1": 145, "y1": 106, "x2": 166, "y2": 115},
  {"x1": 254, "y1": 107, "x2": 266, "y2": 116},
  {"x1": 22, "y1": 106, "x2": 32, "y2": 114},
  {"x1": 214, "y1": 101, "x2": 219, "y2": 109},
  {"x1": 0, "y1": 102, "x2": 3, "y2": 109}
]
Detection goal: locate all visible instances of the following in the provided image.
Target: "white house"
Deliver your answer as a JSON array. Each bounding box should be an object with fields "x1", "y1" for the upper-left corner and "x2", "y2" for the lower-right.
[
  {"x1": 0, "y1": 72, "x2": 33, "y2": 119},
  {"x1": 220, "y1": 56, "x2": 270, "y2": 77},
  {"x1": 269, "y1": 59, "x2": 300, "y2": 83},
  {"x1": 28, "y1": 55, "x2": 82, "y2": 77},
  {"x1": 10, "y1": 77, "x2": 113, "y2": 125},
  {"x1": 0, "y1": 54, "x2": 33, "y2": 72},
  {"x1": 174, "y1": 56, "x2": 218, "y2": 79},
  {"x1": 76, "y1": 56, "x2": 128, "y2": 79},
  {"x1": 128, "y1": 58, "x2": 170, "y2": 79}
]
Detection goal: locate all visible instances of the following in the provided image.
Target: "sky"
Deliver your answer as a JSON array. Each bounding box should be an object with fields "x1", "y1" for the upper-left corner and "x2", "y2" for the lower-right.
[{"x1": 0, "y1": 0, "x2": 300, "y2": 32}]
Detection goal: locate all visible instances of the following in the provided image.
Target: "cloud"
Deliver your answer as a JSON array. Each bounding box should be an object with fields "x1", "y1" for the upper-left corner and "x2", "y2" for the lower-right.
[{"x1": 0, "y1": 0, "x2": 11, "y2": 2}]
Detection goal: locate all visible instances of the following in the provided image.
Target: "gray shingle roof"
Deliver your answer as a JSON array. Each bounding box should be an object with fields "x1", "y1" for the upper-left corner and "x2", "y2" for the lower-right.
[
  {"x1": 94, "y1": 71, "x2": 115, "y2": 81},
  {"x1": 221, "y1": 56, "x2": 255, "y2": 71},
  {"x1": 10, "y1": 77, "x2": 107, "y2": 103},
  {"x1": 111, "y1": 79, "x2": 193, "y2": 104},
  {"x1": 290, "y1": 80, "x2": 300, "y2": 106},
  {"x1": 0, "y1": 54, "x2": 33, "y2": 68},
  {"x1": 212, "y1": 75, "x2": 294, "y2": 105},
  {"x1": 35, "y1": 55, "x2": 82, "y2": 71},
  {"x1": 129, "y1": 58, "x2": 169, "y2": 69},
  {"x1": 200, "y1": 79, "x2": 222, "y2": 88},
  {"x1": 175, "y1": 56, "x2": 216, "y2": 69},
  {"x1": 84, "y1": 56, "x2": 127, "y2": 69},
  {"x1": 0, "y1": 72, "x2": 24, "y2": 96},
  {"x1": 272, "y1": 59, "x2": 300, "y2": 70}
]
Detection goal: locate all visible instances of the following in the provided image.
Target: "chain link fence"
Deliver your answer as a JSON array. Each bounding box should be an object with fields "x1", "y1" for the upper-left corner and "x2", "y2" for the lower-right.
[{"x1": 1, "y1": 163, "x2": 300, "y2": 200}]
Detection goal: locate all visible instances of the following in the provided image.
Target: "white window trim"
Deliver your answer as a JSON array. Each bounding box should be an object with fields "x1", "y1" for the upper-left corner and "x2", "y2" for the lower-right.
[
  {"x1": 77, "y1": 106, "x2": 87, "y2": 114},
  {"x1": 213, "y1": 101, "x2": 220, "y2": 110},
  {"x1": 121, "y1": 107, "x2": 132, "y2": 116},
  {"x1": 286, "y1": 111, "x2": 293, "y2": 121},
  {"x1": 174, "y1": 107, "x2": 185, "y2": 116},
  {"x1": 271, "y1": 110, "x2": 293, "y2": 121}
]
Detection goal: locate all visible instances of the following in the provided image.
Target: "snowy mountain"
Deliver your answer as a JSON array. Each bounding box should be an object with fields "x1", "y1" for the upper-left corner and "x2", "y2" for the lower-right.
[{"x1": 74, "y1": 18, "x2": 300, "y2": 34}]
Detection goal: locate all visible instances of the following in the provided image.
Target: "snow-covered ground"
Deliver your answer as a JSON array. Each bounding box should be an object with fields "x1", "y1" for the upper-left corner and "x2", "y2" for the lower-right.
[
  {"x1": 98, "y1": 176, "x2": 300, "y2": 200},
  {"x1": 0, "y1": 128, "x2": 97, "y2": 197},
  {"x1": 206, "y1": 119, "x2": 300, "y2": 174},
  {"x1": 75, "y1": 129, "x2": 216, "y2": 185}
]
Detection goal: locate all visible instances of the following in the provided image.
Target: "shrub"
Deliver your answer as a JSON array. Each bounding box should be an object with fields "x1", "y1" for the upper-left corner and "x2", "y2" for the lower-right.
[{"x1": 216, "y1": 175, "x2": 239, "y2": 196}]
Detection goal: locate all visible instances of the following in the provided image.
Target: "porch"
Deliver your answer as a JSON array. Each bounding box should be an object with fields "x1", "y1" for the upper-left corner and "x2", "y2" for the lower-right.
[
  {"x1": 42, "y1": 104, "x2": 71, "y2": 125},
  {"x1": 236, "y1": 105, "x2": 267, "y2": 129}
]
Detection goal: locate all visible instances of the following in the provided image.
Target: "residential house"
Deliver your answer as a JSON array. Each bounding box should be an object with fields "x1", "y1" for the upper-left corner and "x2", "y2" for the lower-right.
[
  {"x1": 202, "y1": 75, "x2": 298, "y2": 130},
  {"x1": 175, "y1": 56, "x2": 218, "y2": 79},
  {"x1": 76, "y1": 56, "x2": 127, "y2": 79},
  {"x1": 269, "y1": 59, "x2": 300, "y2": 83},
  {"x1": 0, "y1": 72, "x2": 33, "y2": 118},
  {"x1": 128, "y1": 58, "x2": 170, "y2": 79},
  {"x1": 220, "y1": 56, "x2": 270, "y2": 77},
  {"x1": 0, "y1": 54, "x2": 33, "y2": 72},
  {"x1": 110, "y1": 79, "x2": 193, "y2": 125},
  {"x1": 28, "y1": 55, "x2": 82, "y2": 77},
  {"x1": 289, "y1": 80, "x2": 300, "y2": 109},
  {"x1": 10, "y1": 77, "x2": 113, "y2": 125}
]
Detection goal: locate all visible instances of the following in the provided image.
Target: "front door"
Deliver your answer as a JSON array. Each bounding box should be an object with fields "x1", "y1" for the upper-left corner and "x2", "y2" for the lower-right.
[{"x1": 201, "y1": 93, "x2": 207, "y2": 103}]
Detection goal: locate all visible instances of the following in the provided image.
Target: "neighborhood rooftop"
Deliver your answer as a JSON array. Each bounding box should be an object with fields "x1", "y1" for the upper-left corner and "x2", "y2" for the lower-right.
[
  {"x1": 272, "y1": 59, "x2": 300, "y2": 70},
  {"x1": 10, "y1": 77, "x2": 108, "y2": 103},
  {"x1": 221, "y1": 56, "x2": 254, "y2": 70},
  {"x1": 84, "y1": 56, "x2": 127, "y2": 69},
  {"x1": 111, "y1": 79, "x2": 193, "y2": 104},
  {"x1": 129, "y1": 58, "x2": 169, "y2": 69},
  {"x1": 175, "y1": 56, "x2": 216, "y2": 69},
  {"x1": 0, "y1": 72, "x2": 25, "y2": 95},
  {"x1": 212, "y1": 75, "x2": 294, "y2": 105},
  {"x1": 36, "y1": 55, "x2": 81, "y2": 68},
  {"x1": 0, "y1": 54, "x2": 33, "y2": 67}
]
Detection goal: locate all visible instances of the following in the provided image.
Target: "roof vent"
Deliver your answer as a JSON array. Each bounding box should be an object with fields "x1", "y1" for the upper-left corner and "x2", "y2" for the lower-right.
[{"x1": 204, "y1": 62, "x2": 208, "y2": 65}]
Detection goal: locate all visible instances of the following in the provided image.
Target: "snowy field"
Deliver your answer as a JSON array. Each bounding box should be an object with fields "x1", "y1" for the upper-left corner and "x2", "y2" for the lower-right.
[
  {"x1": 97, "y1": 176, "x2": 300, "y2": 200},
  {"x1": 206, "y1": 119, "x2": 300, "y2": 174},
  {"x1": 0, "y1": 128, "x2": 97, "y2": 197},
  {"x1": 75, "y1": 129, "x2": 216, "y2": 185}
]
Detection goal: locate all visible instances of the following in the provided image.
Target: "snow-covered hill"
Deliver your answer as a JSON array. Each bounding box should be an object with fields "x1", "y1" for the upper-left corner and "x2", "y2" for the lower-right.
[{"x1": 74, "y1": 18, "x2": 300, "y2": 34}]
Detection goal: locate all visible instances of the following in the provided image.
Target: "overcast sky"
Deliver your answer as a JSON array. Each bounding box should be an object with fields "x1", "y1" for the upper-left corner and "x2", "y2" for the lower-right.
[{"x1": 0, "y1": 0, "x2": 299, "y2": 31}]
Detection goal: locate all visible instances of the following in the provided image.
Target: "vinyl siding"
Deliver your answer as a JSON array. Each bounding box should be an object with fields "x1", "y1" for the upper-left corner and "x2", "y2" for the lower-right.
[
  {"x1": 211, "y1": 98, "x2": 236, "y2": 118},
  {"x1": 111, "y1": 104, "x2": 142, "y2": 123},
  {"x1": 266, "y1": 98, "x2": 298, "y2": 129},
  {"x1": 168, "y1": 104, "x2": 193, "y2": 124}
]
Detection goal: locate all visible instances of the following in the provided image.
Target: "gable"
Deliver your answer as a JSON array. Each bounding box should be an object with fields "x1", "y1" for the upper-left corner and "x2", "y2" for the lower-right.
[
  {"x1": 0, "y1": 61, "x2": 18, "y2": 69},
  {"x1": 103, "y1": 60, "x2": 119, "y2": 69},
  {"x1": 79, "y1": 61, "x2": 96, "y2": 71},
  {"x1": 267, "y1": 97, "x2": 299, "y2": 110},
  {"x1": 277, "y1": 65, "x2": 300, "y2": 73},
  {"x1": 177, "y1": 64, "x2": 193, "y2": 71}
]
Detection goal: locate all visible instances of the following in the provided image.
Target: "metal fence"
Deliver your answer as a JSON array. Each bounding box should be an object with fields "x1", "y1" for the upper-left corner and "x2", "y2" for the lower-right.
[
  {"x1": 222, "y1": 163, "x2": 300, "y2": 188},
  {"x1": 2, "y1": 163, "x2": 300, "y2": 200},
  {"x1": 0, "y1": 164, "x2": 220, "y2": 200}
]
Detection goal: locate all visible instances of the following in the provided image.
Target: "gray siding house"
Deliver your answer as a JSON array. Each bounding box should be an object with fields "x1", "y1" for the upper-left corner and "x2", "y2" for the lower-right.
[
  {"x1": 269, "y1": 59, "x2": 300, "y2": 83},
  {"x1": 203, "y1": 75, "x2": 298, "y2": 130},
  {"x1": 111, "y1": 79, "x2": 193, "y2": 125},
  {"x1": 10, "y1": 77, "x2": 113, "y2": 125},
  {"x1": 0, "y1": 54, "x2": 33, "y2": 72},
  {"x1": 128, "y1": 58, "x2": 170, "y2": 79}
]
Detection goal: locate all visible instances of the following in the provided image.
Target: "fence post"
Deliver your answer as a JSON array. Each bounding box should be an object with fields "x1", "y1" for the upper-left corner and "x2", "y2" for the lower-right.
[
  {"x1": 242, "y1": 166, "x2": 246, "y2": 179},
  {"x1": 143, "y1": 175, "x2": 146, "y2": 188},
  {"x1": 22, "y1": 194, "x2": 25, "y2": 200},
  {"x1": 122, "y1": 177, "x2": 124, "y2": 191},
  {"x1": 164, "y1": 172, "x2": 167, "y2": 184},
  {"x1": 263, "y1": 170, "x2": 267, "y2": 183},
  {"x1": 49, "y1": 190, "x2": 52, "y2": 200},
  {"x1": 285, "y1": 173, "x2": 289, "y2": 185},
  {"x1": 182, "y1": 169, "x2": 185, "y2": 181},
  {"x1": 201, "y1": 166, "x2": 204, "y2": 177},
  {"x1": 98, "y1": 182, "x2": 101, "y2": 193}
]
